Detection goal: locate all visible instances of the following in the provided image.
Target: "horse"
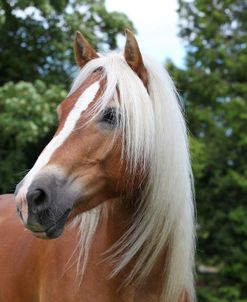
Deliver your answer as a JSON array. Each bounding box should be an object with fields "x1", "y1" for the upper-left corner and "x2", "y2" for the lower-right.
[{"x1": 0, "y1": 30, "x2": 195, "y2": 302}]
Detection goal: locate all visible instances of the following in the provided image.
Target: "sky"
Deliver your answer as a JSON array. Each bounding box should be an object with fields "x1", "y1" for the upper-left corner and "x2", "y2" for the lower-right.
[{"x1": 105, "y1": 0, "x2": 186, "y2": 67}]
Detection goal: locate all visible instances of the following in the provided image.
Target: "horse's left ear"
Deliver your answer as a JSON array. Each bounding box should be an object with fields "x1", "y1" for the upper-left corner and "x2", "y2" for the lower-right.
[
  {"x1": 124, "y1": 29, "x2": 148, "y2": 88},
  {"x1": 74, "y1": 31, "x2": 99, "y2": 68}
]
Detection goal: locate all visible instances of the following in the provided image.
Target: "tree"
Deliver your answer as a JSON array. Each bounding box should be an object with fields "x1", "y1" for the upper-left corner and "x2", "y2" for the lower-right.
[
  {"x1": 0, "y1": 81, "x2": 66, "y2": 192},
  {"x1": 0, "y1": 0, "x2": 133, "y2": 193},
  {"x1": 169, "y1": 0, "x2": 247, "y2": 300},
  {"x1": 0, "y1": 0, "x2": 134, "y2": 85}
]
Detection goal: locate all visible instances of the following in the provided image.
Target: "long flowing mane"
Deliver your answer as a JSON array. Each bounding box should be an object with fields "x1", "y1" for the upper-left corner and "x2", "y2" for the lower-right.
[{"x1": 68, "y1": 53, "x2": 195, "y2": 302}]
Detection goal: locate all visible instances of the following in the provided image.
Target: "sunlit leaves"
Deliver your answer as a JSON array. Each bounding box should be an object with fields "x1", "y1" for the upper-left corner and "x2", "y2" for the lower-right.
[
  {"x1": 0, "y1": 0, "x2": 134, "y2": 85},
  {"x1": 0, "y1": 80, "x2": 66, "y2": 192}
]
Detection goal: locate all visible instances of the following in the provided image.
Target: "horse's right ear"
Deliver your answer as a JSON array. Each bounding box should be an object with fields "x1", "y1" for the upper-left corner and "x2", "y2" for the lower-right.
[
  {"x1": 124, "y1": 29, "x2": 148, "y2": 88},
  {"x1": 73, "y1": 31, "x2": 99, "y2": 68}
]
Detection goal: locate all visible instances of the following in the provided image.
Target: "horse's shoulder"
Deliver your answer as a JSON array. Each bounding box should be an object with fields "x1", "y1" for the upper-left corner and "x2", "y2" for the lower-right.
[
  {"x1": 0, "y1": 194, "x2": 28, "y2": 244},
  {"x1": 0, "y1": 194, "x2": 17, "y2": 222},
  {"x1": 0, "y1": 194, "x2": 15, "y2": 210}
]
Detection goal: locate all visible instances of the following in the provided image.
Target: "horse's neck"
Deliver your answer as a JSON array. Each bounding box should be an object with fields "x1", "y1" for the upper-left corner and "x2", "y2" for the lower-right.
[
  {"x1": 83, "y1": 198, "x2": 165, "y2": 301},
  {"x1": 42, "y1": 198, "x2": 165, "y2": 302}
]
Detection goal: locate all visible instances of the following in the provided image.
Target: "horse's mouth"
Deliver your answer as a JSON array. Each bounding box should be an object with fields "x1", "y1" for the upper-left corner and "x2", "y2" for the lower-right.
[{"x1": 29, "y1": 209, "x2": 71, "y2": 239}]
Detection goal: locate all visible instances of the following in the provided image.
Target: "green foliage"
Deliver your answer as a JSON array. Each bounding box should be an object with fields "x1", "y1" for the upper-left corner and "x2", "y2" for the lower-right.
[
  {"x1": 0, "y1": 0, "x2": 133, "y2": 193},
  {"x1": 168, "y1": 0, "x2": 247, "y2": 300},
  {"x1": 0, "y1": 80, "x2": 66, "y2": 192},
  {"x1": 189, "y1": 136, "x2": 207, "y2": 179},
  {"x1": 0, "y1": 0, "x2": 134, "y2": 85}
]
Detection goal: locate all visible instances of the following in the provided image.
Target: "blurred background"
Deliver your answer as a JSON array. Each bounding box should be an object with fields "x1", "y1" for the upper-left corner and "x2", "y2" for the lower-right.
[{"x1": 0, "y1": 0, "x2": 246, "y2": 301}]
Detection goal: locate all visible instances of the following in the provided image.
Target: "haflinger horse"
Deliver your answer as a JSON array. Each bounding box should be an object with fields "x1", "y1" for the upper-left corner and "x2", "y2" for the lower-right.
[{"x1": 0, "y1": 30, "x2": 195, "y2": 302}]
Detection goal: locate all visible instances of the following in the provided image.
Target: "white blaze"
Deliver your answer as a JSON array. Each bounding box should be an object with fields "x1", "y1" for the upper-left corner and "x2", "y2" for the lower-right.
[{"x1": 16, "y1": 81, "x2": 100, "y2": 204}]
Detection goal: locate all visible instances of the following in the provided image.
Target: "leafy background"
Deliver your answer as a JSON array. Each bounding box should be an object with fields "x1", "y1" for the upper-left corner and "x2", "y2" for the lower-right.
[{"x1": 0, "y1": 0, "x2": 246, "y2": 300}]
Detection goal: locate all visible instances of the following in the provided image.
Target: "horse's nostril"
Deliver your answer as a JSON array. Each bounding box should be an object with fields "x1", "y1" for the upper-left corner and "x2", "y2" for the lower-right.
[{"x1": 27, "y1": 189, "x2": 46, "y2": 207}]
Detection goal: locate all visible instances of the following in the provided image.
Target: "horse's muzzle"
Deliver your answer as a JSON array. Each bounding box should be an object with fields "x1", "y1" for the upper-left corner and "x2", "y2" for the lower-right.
[
  {"x1": 25, "y1": 186, "x2": 71, "y2": 238},
  {"x1": 15, "y1": 170, "x2": 81, "y2": 239}
]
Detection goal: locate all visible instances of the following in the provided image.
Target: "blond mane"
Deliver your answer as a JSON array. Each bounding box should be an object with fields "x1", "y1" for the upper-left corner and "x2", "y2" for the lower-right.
[{"x1": 68, "y1": 53, "x2": 195, "y2": 302}]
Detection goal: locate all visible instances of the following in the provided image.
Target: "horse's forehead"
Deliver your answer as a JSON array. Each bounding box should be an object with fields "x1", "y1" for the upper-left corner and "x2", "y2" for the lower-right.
[{"x1": 59, "y1": 71, "x2": 105, "y2": 118}]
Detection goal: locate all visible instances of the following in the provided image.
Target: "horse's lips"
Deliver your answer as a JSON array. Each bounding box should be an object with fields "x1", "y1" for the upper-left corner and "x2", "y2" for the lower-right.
[{"x1": 31, "y1": 208, "x2": 71, "y2": 239}]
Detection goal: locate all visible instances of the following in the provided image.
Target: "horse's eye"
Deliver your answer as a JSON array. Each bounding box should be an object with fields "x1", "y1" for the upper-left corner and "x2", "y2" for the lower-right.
[{"x1": 101, "y1": 107, "x2": 119, "y2": 127}]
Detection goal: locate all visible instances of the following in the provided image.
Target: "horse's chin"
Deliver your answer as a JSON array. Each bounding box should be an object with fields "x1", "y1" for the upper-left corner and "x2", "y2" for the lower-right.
[
  {"x1": 31, "y1": 231, "x2": 50, "y2": 240},
  {"x1": 31, "y1": 224, "x2": 65, "y2": 240}
]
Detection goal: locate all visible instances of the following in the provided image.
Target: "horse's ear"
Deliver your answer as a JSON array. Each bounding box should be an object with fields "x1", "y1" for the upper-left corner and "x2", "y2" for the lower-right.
[
  {"x1": 74, "y1": 31, "x2": 99, "y2": 68},
  {"x1": 124, "y1": 29, "x2": 148, "y2": 87}
]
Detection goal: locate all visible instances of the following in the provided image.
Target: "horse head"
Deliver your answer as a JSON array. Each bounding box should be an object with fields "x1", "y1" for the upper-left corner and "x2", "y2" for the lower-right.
[
  {"x1": 14, "y1": 30, "x2": 149, "y2": 239},
  {"x1": 14, "y1": 30, "x2": 195, "y2": 302}
]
